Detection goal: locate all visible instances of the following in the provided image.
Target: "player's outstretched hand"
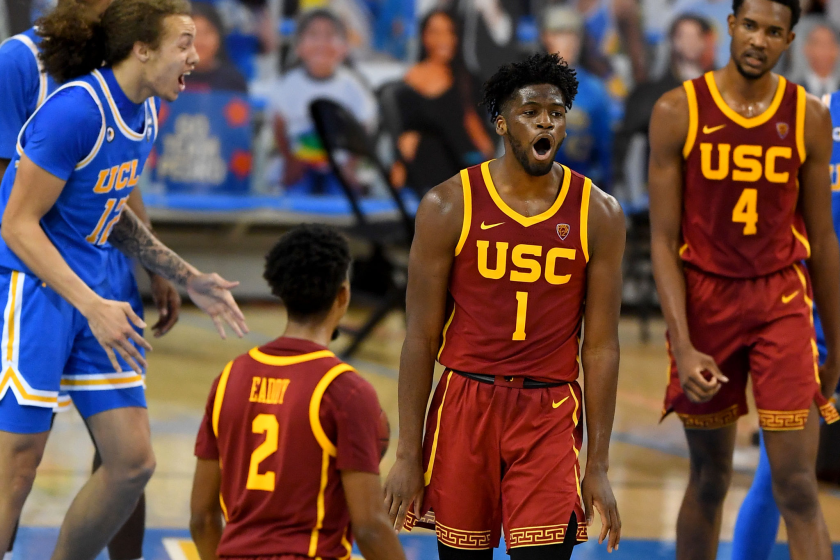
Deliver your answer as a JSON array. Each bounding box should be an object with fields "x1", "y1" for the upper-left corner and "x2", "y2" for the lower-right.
[
  {"x1": 149, "y1": 273, "x2": 181, "y2": 338},
  {"x1": 383, "y1": 456, "x2": 425, "y2": 532},
  {"x1": 186, "y1": 273, "x2": 248, "y2": 339},
  {"x1": 674, "y1": 344, "x2": 728, "y2": 403},
  {"x1": 581, "y1": 469, "x2": 621, "y2": 553},
  {"x1": 84, "y1": 297, "x2": 152, "y2": 375}
]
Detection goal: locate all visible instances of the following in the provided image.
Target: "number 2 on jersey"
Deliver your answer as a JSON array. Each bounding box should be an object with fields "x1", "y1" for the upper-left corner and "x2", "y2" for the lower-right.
[
  {"x1": 732, "y1": 188, "x2": 758, "y2": 235},
  {"x1": 247, "y1": 413, "x2": 279, "y2": 491},
  {"x1": 513, "y1": 291, "x2": 528, "y2": 340}
]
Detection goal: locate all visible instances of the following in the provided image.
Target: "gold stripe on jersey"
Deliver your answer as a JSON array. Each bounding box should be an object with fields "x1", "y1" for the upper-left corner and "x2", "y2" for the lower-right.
[
  {"x1": 823, "y1": 94, "x2": 832, "y2": 107},
  {"x1": 424, "y1": 371, "x2": 454, "y2": 486},
  {"x1": 796, "y1": 85, "x2": 807, "y2": 162},
  {"x1": 455, "y1": 168, "x2": 472, "y2": 257},
  {"x1": 437, "y1": 308, "x2": 456, "y2": 360},
  {"x1": 705, "y1": 72, "x2": 787, "y2": 129},
  {"x1": 480, "y1": 161, "x2": 572, "y2": 227},
  {"x1": 580, "y1": 178, "x2": 592, "y2": 262},
  {"x1": 309, "y1": 363, "x2": 355, "y2": 456},
  {"x1": 683, "y1": 80, "x2": 699, "y2": 158},
  {"x1": 791, "y1": 225, "x2": 811, "y2": 258},
  {"x1": 219, "y1": 492, "x2": 229, "y2": 522},
  {"x1": 249, "y1": 348, "x2": 335, "y2": 366},
  {"x1": 212, "y1": 361, "x2": 234, "y2": 437},
  {"x1": 308, "y1": 448, "x2": 331, "y2": 558}
]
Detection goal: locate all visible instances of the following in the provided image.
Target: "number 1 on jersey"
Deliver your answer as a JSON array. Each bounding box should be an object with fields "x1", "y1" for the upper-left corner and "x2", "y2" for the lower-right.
[
  {"x1": 513, "y1": 291, "x2": 528, "y2": 340},
  {"x1": 733, "y1": 188, "x2": 758, "y2": 235}
]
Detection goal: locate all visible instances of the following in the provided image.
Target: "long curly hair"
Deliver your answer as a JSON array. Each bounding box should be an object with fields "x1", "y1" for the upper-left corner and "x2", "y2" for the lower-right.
[{"x1": 37, "y1": 0, "x2": 191, "y2": 83}]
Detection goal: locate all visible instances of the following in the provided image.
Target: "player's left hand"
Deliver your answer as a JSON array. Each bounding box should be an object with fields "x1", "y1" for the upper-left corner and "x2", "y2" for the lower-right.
[
  {"x1": 581, "y1": 469, "x2": 621, "y2": 553},
  {"x1": 148, "y1": 273, "x2": 181, "y2": 337},
  {"x1": 186, "y1": 273, "x2": 249, "y2": 339}
]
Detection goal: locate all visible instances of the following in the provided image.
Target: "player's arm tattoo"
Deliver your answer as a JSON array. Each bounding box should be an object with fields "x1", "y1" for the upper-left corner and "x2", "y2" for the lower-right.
[{"x1": 109, "y1": 208, "x2": 196, "y2": 286}]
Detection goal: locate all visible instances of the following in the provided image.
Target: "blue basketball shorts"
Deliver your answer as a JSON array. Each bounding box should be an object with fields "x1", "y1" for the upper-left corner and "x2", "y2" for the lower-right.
[{"x1": 0, "y1": 259, "x2": 146, "y2": 434}]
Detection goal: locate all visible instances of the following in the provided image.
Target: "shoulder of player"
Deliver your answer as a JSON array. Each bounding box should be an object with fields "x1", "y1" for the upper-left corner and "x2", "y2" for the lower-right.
[
  {"x1": 649, "y1": 85, "x2": 690, "y2": 152},
  {"x1": 321, "y1": 366, "x2": 379, "y2": 409},
  {"x1": 416, "y1": 173, "x2": 465, "y2": 235},
  {"x1": 587, "y1": 185, "x2": 625, "y2": 255},
  {"x1": 37, "y1": 86, "x2": 101, "y2": 122},
  {"x1": 801, "y1": 90, "x2": 833, "y2": 155},
  {"x1": 0, "y1": 35, "x2": 38, "y2": 72},
  {"x1": 651, "y1": 85, "x2": 689, "y2": 125},
  {"x1": 803, "y1": 90, "x2": 832, "y2": 127}
]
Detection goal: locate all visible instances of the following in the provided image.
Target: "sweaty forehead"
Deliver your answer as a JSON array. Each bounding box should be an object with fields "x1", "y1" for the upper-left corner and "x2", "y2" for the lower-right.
[{"x1": 511, "y1": 84, "x2": 565, "y2": 107}]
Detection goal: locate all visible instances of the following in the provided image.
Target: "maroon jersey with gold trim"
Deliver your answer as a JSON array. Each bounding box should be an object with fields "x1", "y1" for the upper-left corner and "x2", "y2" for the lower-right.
[
  {"x1": 194, "y1": 337, "x2": 382, "y2": 559},
  {"x1": 679, "y1": 72, "x2": 810, "y2": 278},
  {"x1": 437, "y1": 161, "x2": 591, "y2": 383}
]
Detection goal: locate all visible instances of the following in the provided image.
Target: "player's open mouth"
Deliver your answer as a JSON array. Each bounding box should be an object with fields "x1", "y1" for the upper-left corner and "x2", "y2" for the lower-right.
[
  {"x1": 532, "y1": 136, "x2": 553, "y2": 161},
  {"x1": 178, "y1": 71, "x2": 190, "y2": 91}
]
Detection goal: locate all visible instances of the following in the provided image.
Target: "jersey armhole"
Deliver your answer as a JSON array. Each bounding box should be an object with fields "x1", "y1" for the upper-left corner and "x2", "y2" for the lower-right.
[
  {"x1": 212, "y1": 361, "x2": 234, "y2": 438},
  {"x1": 682, "y1": 80, "x2": 698, "y2": 159},
  {"x1": 309, "y1": 364, "x2": 355, "y2": 457},
  {"x1": 580, "y1": 178, "x2": 593, "y2": 263},
  {"x1": 796, "y1": 85, "x2": 807, "y2": 163},
  {"x1": 5, "y1": 34, "x2": 47, "y2": 109},
  {"x1": 455, "y1": 168, "x2": 472, "y2": 256}
]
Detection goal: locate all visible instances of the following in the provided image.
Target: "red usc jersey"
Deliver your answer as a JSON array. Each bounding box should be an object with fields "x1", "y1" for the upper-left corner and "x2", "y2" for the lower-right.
[
  {"x1": 194, "y1": 337, "x2": 382, "y2": 559},
  {"x1": 437, "y1": 161, "x2": 591, "y2": 383},
  {"x1": 680, "y1": 72, "x2": 810, "y2": 278}
]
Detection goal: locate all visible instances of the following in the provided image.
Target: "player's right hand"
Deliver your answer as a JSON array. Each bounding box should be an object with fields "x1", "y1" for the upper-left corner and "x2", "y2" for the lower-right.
[
  {"x1": 186, "y1": 273, "x2": 248, "y2": 339},
  {"x1": 383, "y1": 456, "x2": 425, "y2": 532},
  {"x1": 84, "y1": 297, "x2": 152, "y2": 374},
  {"x1": 674, "y1": 344, "x2": 728, "y2": 403}
]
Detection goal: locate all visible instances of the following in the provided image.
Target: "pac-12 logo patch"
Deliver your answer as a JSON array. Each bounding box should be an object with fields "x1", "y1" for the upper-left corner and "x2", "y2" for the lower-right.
[
  {"x1": 106, "y1": 127, "x2": 115, "y2": 142},
  {"x1": 776, "y1": 122, "x2": 789, "y2": 139},
  {"x1": 556, "y1": 223, "x2": 570, "y2": 240}
]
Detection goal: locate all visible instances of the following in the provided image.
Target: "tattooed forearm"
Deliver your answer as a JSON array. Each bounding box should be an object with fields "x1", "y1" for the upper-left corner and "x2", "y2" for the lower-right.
[{"x1": 109, "y1": 208, "x2": 198, "y2": 287}]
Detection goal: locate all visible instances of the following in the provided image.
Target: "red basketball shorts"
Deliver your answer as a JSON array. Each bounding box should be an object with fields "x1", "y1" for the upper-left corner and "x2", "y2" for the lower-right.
[
  {"x1": 663, "y1": 263, "x2": 839, "y2": 430},
  {"x1": 404, "y1": 371, "x2": 588, "y2": 551}
]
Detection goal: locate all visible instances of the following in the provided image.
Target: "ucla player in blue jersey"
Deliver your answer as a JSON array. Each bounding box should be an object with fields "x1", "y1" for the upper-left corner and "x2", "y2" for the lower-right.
[
  {"x1": 730, "y1": 90, "x2": 840, "y2": 560},
  {"x1": 0, "y1": 2, "x2": 182, "y2": 559},
  {"x1": 0, "y1": 0, "x2": 249, "y2": 557}
]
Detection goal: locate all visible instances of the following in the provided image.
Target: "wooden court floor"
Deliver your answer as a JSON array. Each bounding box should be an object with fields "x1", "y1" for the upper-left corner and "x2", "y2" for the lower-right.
[{"x1": 20, "y1": 304, "x2": 840, "y2": 554}]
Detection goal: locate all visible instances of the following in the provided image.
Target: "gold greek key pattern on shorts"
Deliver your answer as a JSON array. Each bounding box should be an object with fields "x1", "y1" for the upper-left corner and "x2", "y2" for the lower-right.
[
  {"x1": 403, "y1": 509, "x2": 436, "y2": 532},
  {"x1": 819, "y1": 403, "x2": 840, "y2": 425},
  {"x1": 758, "y1": 409, "x2": 809, "y2": 430},
  {"x1": 435, "y1": 521, "x2": 492, "y2": 549},
  {"x1": 508, "y1": 521, "x2": 589, "y2": 547},
  {"x1": 678, "y1": 404, "x2": 740, "y2": 429}
]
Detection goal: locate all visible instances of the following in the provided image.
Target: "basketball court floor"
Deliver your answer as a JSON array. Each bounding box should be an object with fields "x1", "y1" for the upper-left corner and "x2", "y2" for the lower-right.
[{"x1": 16, "y1": 305, "x2": 840, "y2": 559}]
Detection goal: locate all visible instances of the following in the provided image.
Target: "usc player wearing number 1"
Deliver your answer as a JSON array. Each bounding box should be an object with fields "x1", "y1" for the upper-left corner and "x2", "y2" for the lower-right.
[
  {"x1": 384, "y1": 53, "x2": 625, "y2": 560},
  {"x1": 649, "y1": 0, "x2": 840, "y2": 558},
  {"x1": 190, "y1": 225, "x2": 406, "y2": 560}
]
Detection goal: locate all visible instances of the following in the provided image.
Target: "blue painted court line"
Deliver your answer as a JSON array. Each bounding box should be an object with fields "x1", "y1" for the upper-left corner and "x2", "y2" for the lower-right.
[{"x1": 13, "y1": 527, "x2": 840, "y2": 559}]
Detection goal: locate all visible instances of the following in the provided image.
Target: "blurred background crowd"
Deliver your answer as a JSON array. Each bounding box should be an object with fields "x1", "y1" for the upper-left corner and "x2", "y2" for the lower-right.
[{"x1": 0, "y1": 0, "x2": 837, "y2": 207}]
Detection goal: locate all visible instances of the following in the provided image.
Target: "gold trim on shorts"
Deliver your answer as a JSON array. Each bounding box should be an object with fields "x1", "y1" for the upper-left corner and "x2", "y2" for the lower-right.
[
  {"x1": 435, "y1": 521, "x2": 492, "y2": 550},
  {"x1": 758, "y1": 409, "x2": 809, "y2": 431},
  {"x1": 508, "y1": 523, "x2": 589, "y2": 548},
  {"x1": 678, "y1": 404, "x2": 740, "y2": 429}
]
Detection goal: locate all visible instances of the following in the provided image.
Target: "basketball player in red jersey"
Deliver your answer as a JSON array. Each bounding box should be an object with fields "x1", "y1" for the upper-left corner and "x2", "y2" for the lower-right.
[
  {"x1": 384, "y1": 53, "x2": 625, "y2": 560},
  {"x1": 649, "y1": 0, "x2": 840, "y2": 558},
  {"x1": 189, "y1": 225, "x2": 406, "y2": 560}
]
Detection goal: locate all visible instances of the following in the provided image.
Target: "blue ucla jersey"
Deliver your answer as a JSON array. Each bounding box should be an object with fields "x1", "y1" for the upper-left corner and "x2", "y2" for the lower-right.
[
  {"x1": 0, "y1": 27, "x2": 57, "y2": 160},
  {"x1": 0, "y1": 67, "x2": 158, "y2": 289},
  {"x1": 813, "y1": 91, "x2": 840, "y2": 360}
]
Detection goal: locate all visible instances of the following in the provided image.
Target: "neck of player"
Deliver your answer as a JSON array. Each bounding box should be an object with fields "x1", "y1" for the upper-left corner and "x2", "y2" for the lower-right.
[
  {"x1": 720, "y1": 60, "x2": 777, "y2": 106},
  {"x1": 495, "y1": 153, "x2": 564, "y2": 200},
  {"x1": 112, "y1": 61, "x2": 152, "y2": 105}
]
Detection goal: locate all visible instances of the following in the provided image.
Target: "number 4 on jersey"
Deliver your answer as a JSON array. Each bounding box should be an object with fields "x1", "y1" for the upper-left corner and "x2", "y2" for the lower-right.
[{"x1": 733, "y1": 188, "x2": 758, "y2": 235}]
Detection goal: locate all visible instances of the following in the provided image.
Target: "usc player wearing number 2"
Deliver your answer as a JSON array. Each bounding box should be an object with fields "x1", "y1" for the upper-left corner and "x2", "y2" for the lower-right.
[
  {"x1": 190, "y1": 225, "x2": 406, "y2": 560},
  {"x1": 649, "y1": 0, "x2": 840, "y2": 558},
  {"x1": 384, "y1": 53, "x2": 624, "y2": 560}
]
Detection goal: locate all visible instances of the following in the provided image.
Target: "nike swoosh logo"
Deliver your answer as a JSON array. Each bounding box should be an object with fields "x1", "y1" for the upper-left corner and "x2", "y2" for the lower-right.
[
  {"x1": 702, "y1": 124, "x2": 726, "y2": 134},
  {"x1": 552, "y1": 396, "x2": 569, "y2": 409},
  {"x1": 781, "y1": 291, "x2": 800, "y2": 304},
  {"x1": 480, "y1": 221, "x2": 504, "y2": 230}
]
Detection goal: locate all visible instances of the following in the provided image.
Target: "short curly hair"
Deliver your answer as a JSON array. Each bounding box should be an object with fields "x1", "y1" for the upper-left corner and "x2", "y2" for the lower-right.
[
  {"x1": 480, "y1": 53, "x2": 579, "y2": 122},
  {"x1": 264, "y1": 224, "x2": 351, "y2": 320},
  {"x1": 732, "y1": 0, "x2": 800, "y2": 29}
]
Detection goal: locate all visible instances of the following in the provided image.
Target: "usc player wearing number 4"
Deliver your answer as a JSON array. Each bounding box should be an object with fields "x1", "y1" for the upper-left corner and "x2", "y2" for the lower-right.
[{"x1": 649, "y1": 0, "x2": 840, "y2": 558}]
